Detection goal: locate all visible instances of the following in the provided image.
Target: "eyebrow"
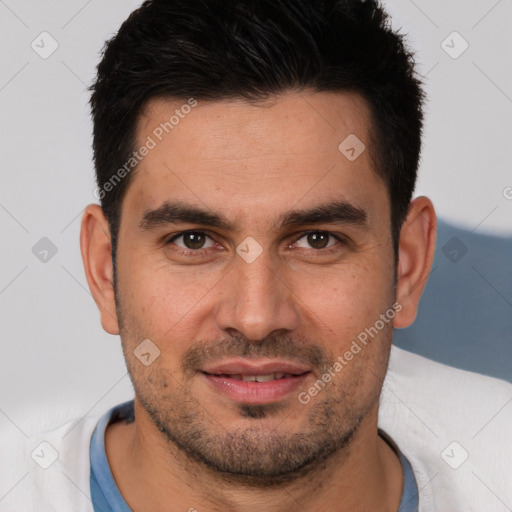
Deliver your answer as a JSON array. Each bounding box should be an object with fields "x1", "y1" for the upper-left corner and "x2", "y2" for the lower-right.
[
  {"x1": 140, "y1": 201, "x2": 234, "y2": 231},
  {"x1": 139, "y1": 200, "x2": 368, "y2": 232},
  {"x1": 277, "y1": 201, "x2": 367, "y2": 230}
]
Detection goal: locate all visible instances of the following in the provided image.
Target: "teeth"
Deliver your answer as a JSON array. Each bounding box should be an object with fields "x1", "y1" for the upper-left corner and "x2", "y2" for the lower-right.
[
  {"x1": 255, "y1": 374, "x2": 275, "y2": 382},
  {"x1": 212, "y1": 372, "x2": 295, "y2": 381},
  {"x1": 238, "y1": 373, "x2": 287, "y2": 382}
]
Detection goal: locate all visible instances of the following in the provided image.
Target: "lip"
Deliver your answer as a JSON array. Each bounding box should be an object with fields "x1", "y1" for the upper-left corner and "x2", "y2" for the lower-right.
[
  {"x1": 201, "y1": 359, "x2": 311, "y2": 376},
  {"x1": 200, "y1": 359, "x2": 311, "y2": 405}
]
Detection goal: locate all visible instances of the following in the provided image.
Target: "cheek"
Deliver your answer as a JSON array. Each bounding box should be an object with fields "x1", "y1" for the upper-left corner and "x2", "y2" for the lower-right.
[
  {"x1": 289, "y1": 262, "x2": 393, "y2": 334},
  {"x1": 116, "y1": 254, "x2": 222, "y2": 348}
]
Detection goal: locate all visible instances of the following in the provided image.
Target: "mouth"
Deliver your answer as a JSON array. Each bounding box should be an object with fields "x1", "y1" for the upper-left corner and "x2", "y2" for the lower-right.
[
  {"x1": 203, "y1": 372, "x2": 303, "y2": 382},
  {"x1": 200, "y1": 360, "x2": 312, "y2": 404}
]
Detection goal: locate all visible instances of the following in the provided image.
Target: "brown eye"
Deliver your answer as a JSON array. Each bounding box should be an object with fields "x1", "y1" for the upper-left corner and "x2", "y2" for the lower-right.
[
  {"x1": 294, "y1": 231, "x2": 337, "y2": 250},
  {"x1": 170, "y1": 231, "x2": 215, "y2": 250},
  {"x1": 307, "y1": 232, "x2": 330, "y2": 249},
  {"x1": 185, "y1": 232, "x2": 205, "y2": 249}
]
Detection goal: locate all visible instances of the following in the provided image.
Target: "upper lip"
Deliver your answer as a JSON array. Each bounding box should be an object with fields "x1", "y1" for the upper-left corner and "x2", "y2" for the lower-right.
[{"x1": 201, "y1": 359, "x2": 311, "y2": 376}]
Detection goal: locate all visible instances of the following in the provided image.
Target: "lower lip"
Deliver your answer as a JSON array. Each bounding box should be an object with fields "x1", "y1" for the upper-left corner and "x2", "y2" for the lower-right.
[{"x1": 201, "y1": 372, "x2": 311, "y2": 404}]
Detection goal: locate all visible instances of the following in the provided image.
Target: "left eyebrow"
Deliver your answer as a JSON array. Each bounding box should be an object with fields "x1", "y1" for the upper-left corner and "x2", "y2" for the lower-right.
[{"x1": 275, "y1": 200, "x2": 368, "y2": 231}]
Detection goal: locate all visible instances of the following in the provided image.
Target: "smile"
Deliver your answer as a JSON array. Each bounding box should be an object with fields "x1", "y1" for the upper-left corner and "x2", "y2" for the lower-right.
[
  {"x1": 204, "y1": 372, "x2": 295, "y2": 382},
  {"x1": 201, "y1": 366, "x2": 311, "y2": 404}
]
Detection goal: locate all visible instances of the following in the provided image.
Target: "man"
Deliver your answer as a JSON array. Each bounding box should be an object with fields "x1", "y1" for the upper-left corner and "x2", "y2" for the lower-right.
[{"x1": 2, "y1": 1, "x2": 511, "y2": 511}]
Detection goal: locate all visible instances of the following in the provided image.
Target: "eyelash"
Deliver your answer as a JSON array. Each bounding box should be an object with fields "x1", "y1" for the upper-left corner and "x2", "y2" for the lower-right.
[{"x1": 165, "y1": 229, "x2": 347, "y2": 256}]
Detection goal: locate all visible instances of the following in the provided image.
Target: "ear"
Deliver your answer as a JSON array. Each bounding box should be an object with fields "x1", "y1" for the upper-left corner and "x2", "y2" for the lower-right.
[
  {"x1": 80, "y1": 204, "x2": 120, "y2": 335},
  {"x1": 394, "y1": 196, "x2": 437, "y2": 329}
]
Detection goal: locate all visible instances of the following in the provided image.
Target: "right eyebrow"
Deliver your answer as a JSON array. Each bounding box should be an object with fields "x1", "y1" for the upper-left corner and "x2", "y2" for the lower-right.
[{"x1": 139, "y1": 201, "x2": 235, "y2": 231}]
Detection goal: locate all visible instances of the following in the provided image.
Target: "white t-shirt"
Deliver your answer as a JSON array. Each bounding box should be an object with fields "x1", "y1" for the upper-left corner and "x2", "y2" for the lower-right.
[{"x1": 1, "y1": 345, "x2": 511, "y2": 512}]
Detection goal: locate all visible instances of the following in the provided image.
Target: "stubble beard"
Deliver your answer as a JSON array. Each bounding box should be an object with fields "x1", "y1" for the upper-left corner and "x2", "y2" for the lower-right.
[
  {"x1": 123, "y1": 338, "x2": 382, "y2": 487},
  {"x1": 114, "y1": 278, "x2": 391, "y2": 487}
]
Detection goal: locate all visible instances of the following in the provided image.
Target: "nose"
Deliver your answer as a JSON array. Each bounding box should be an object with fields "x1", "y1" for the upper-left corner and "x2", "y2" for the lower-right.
[{"x1": 214, "y1": 250, "x2": 300, "y2": 341}]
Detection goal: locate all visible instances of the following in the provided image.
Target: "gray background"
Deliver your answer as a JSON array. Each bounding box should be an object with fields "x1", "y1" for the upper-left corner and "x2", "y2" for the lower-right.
[{"x1": 1, "y1": 0, "x2": 511, "y2": 437}]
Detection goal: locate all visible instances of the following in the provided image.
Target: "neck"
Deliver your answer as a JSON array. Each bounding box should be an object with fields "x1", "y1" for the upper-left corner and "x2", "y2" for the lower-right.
[{"x1": 105, "y1": 400, "x2": 403, "y2": 512}]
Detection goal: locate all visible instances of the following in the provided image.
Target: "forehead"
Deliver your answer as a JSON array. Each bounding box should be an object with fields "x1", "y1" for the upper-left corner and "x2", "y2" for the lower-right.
[{"x1": 123, "y1": 90, "x2": 387, "y2": 226}]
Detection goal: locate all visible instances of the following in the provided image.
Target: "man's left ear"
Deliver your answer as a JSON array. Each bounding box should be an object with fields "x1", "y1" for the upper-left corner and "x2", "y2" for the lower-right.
[{"x1": 394, "y1": 196, "x2": 437, "y2": 329}]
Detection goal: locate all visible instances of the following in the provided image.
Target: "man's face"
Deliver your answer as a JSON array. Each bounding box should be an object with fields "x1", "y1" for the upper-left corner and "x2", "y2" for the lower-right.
[{"x1": 113, "y1": 91, "x2": 396, "y2": 482}]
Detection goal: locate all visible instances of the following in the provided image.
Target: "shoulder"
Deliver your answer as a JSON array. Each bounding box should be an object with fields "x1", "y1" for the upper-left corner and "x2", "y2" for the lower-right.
[
  {"x1": 0, "y1": 404, "x2": 103, "y2": 512},
  {"x1": 381, "y1": 345, "x2": 512, "y2": 447},
  {"x1": 385, "y1": 344, "x2": 512, "y2": 408},
  {"x1": 379, "y1": 346, "x2": 512, "y2": 511}
]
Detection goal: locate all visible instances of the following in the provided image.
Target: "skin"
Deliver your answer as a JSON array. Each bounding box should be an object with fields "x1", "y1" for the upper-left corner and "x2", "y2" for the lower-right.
[{"x1": 81, "y1": 90, "x2": 436, "y2": 512}]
